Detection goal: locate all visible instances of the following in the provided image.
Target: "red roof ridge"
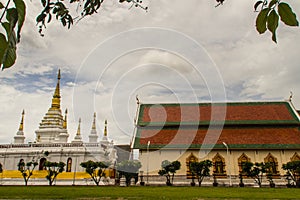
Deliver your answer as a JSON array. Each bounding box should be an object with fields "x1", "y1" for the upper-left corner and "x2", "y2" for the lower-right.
[{"x1": 140, "y1": 100, "x2": 291, "y2": 106}]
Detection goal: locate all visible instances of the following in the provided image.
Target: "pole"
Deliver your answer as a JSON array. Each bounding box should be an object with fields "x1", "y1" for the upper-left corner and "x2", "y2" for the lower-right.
[
  {"x1": 146, "y1": 141, "x2": 150, "y2": 185},
  {"x1": 72, "y1": 146, "x2": 78, "y2": 186},
  {"x1": 72, "y1": 156, "x2": 77, "y2": 186},
  {"x1": 223, "y1": 142, "x2": 232, "y2": 186}
]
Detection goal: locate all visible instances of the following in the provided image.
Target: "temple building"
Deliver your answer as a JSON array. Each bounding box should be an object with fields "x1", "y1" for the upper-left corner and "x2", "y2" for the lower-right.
[
  {"x1": 132, "y1": 101, "x2": 300, "y2": 184},
  {"x1": 0, "y1": 70, "x2": 117, "y2": 176}
]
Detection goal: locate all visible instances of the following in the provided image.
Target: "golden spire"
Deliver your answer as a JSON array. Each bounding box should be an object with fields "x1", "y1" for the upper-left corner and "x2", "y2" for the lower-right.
[
  {"x1": 51, "y1": 69, "x2": 61, "y2": 110},
  {"x1": 76, "y1": 118, "x2": 81, "y2": 136},
  {"x1": 63, "y1": 109, "x2": 68, "y2": 129},
  {"x1": 92, "y1": 112, "x2": 96, "y2": 130},
  {"x1": 104, "y1": 120, "x2": 107, "y2": 137},
  {"x1": 18, "y1": 110, "x2": 25, "y2": 131}
]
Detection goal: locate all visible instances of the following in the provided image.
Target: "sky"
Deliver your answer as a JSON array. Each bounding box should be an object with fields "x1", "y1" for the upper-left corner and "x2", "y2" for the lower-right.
[{"x1": 0, "y1": 0, "x2": 300, "y2": 145}]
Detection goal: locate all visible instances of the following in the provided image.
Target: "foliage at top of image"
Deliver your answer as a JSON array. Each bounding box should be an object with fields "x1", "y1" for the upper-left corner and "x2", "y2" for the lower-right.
[
  {"x1": 0, "y1": 0, "x2": 25, "y2": 70},
  {"x1": 0, "y1": 0, "x2": 299, "y2": 71},
  {"x1": 254, "y1": 0, "x2": 298, "y2": 43}
]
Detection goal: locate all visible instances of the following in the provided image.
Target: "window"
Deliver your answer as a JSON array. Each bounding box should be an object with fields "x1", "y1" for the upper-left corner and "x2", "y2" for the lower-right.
[
  {"x1": 186, "y1": 153, "x2": 198, "y2": 178},
  {"x1": 291, "y1": 152, "x2": 300, "y2": 161},
  {"x1": 238, "y1": 153, "x2": 251, "y2": 174},
  {"x1": 66, "y1": 158, "x2": 72, "y2": 172},
  {"x1": 212, "y1": 153, "x2": 226, "y2": 177},
  {"x1": 264, "y1": 153, "x2": 279, "y2": 175}
]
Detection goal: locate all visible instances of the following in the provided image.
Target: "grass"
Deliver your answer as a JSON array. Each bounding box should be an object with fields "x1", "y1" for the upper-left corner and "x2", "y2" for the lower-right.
[{"x1": 0, "y1": 186, "x2": 299, "y2": 199}]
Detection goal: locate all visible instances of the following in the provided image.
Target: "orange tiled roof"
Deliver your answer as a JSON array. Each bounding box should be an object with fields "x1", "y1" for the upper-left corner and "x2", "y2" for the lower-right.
[
  {"x1": 138, "y1": 102, "x2": 299, "y2": 126},
  {"x1": 136, "y1": 127, "x2": 300, "y2": 148},
  {"x1": 133, "y1": 101, "x2": 300, "y2": 149}
]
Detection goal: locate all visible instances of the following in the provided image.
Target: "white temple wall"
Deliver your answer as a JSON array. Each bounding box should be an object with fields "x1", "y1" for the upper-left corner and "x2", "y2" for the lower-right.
[
  {"x1": 0, "y1": 144, "x2": 114, "y2": 172},
  {"x1": 139, "y1": 149, "x2": 300, "y2": 176}
]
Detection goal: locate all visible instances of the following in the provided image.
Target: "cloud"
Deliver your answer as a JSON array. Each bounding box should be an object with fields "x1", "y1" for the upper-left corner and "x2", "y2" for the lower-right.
[{"x1": 137, "y1": 50, "x2": 194, "y2": 74}]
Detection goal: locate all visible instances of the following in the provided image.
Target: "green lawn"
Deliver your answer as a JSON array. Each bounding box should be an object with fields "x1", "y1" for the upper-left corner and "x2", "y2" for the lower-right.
[{"x1": 0, "y1": 186, "x2": 299, "y2": 199}]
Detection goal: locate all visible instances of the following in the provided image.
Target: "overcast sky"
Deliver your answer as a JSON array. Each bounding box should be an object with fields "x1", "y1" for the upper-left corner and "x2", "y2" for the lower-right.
[{"x1": 0, "y1": 0, "x2": 300, "y2": 145}]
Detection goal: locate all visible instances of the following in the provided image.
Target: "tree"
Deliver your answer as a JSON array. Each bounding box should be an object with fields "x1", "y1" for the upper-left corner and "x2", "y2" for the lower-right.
[
  {"x1": 242, "y1": 161, "x2": 270, "y2": 187},
  {"x1": 116, "y1": 160, "x2": 142, "y2": 186},
  {"x1": 158, "y1": 160, "x2": 181, "y2": 186},
  {"x1": 17, "y1": 160, "x2": 38, "y2": 186},
  {"x1": 282, "y1": 160, "x2": 300, "y2": 188},
  {"x1": 80, "y1": 160, "x2": 111, "y2": 186},
  {"x1": 189, "y1": 160, "x2": 212, "y2": 187},
  {"x1": 44, "y1": 161, "x2": 65, "y2": 186},
  {"x1": 0, "y1": 163, "x2": 2, "y2": 173}
]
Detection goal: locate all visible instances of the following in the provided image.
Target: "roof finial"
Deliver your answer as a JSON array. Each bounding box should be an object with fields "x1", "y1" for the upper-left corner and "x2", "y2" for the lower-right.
[
  {"x1": 18, "y1": 110, "x2": 25, "y2": 131},
  {"x1": 76, "y1": 118, "x2": 81, "y2": 136},
  {"x1": 104, "y1": 120, "x2": 107, "y2": 137},
  {"x1": 92, "y1": 112, "x2": 96, "y2": 130},
  {"x1": 289, "y1": 91, "x2": 293, "y2": 102},
  {"x1": 136, "y1": 94, "x2": 140, "y2": 105},
  {"x1": 63, "y1": 109, "x2": 68, "y2": 129},
  {"x1": 57, "y1": 69, "x2": 61, "y2": 80},
  {"x1": 51, "y1": 69, "x2": 61, "y2": 110},
  {"x1": 89, "y1": 112, "x2": 98, "y2": 142}
]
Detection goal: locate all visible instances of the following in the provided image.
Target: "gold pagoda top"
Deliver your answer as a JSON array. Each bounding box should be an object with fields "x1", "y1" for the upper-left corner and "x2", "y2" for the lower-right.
[
  {"x1": 38, "y1": 69, "x2": 64, "y2": 129},
  {"x1": 51, "y1": 69, "x2": 61, "y2": 110},
  {"x1": 104, "y1": 120, "x2": 107, "y2": 137},
  {"x1": 92, "y1": 112, "x2": 96, "y2": 130},
  {"x1": 18, "y1": 110, "x2": 25, "y2": 131}
]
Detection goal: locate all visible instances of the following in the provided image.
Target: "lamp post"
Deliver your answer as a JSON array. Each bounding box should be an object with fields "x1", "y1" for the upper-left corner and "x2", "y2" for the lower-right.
[
  {"x1": 72, "y1": 156, "x2": 78, "y2": 186},
  {"x1": 72, "y1": 146, "x2": 79, "y2": 186},
  {"x1": 146, "y1": 141, "x2": 150, "y2": 185},
  {"x1": 223, "y1": 142, "x2": 232, "y2": 186}
]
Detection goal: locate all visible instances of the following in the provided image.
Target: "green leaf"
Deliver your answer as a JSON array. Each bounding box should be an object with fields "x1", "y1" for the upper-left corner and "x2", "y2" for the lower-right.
[
  {"x1": 278, "y1": 2, "x2": 299, "y2": 26},
  {"x1": 1, "y1": 43, "x2": 16, "y2": 69},
  {"x1": 2, "y1": 22, "x2": 17, "y2": 46},
  {"x1": 36, "y1": 13, "x2": 46, "y2": 23},
  {"x1": 13, "y1": 0, "x2": 26, "y2": 43},
  {"x1": 0, "y1": 33, "x2": 8, "y2": 68},
  {"x1": 0, "y1": 2, "x2": 4, "y2": 9},
  {"x1": 267, "y1": 10, "x2": 279, "y2": 33},
  {"x1": 256, "y1": 8, "x2": 270, "y2": 34},
  {"x1": 267, "y1": 10, "x2": 279, "y2": 43},
  {"x1": 254, "y1": 1, "x2": 263, "y2": 11},
  {"x1": 6, "y1": 8, "x2": 19, "y2": 29},
  {"x1": 1, "y1": 22, "x2": 17, "y2": 69},
  {"x1": 47, "y1": 13, "x2": 52, "y2": 23},
  {"x1": 268, "y1": 0, "x2": 277, "y2": 9},
  {"x1": 41, "y1": 0, "x2": 46, "y2": 7}
]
